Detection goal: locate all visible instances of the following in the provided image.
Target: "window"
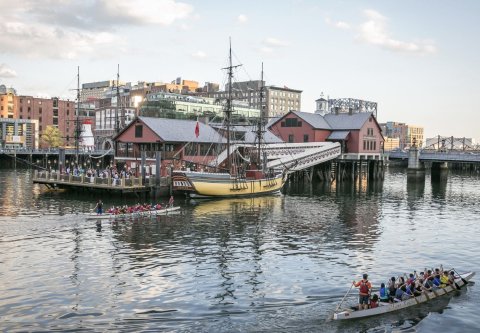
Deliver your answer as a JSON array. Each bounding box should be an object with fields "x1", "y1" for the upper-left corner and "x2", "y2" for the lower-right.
[
  {"x1": 53, "y1": 118, "x2": 58, "y2": 125},
  {"x1": 135, "y1": 125, "x2": 143, "y2": 137},
  {"x1": 285, "y1": 118, "x2": 302, "y2": 127},
  {"x1": 39, "y1": 107, "x2": 42, "y2": 114},
  {"x1": 288, "y1": 134, "x2": 294, "y2": 143},
  {"x1": 39, "y1": 117, "x2": 42, "y2": 122},
  {"x1": 304, "y1": 134, "x2": 309, "y2": 142}
]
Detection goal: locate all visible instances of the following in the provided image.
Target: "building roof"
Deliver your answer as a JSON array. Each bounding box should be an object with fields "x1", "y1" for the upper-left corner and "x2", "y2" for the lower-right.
[
  {"x1": 324, "y1": 112, "x2": 373, "y2": 130},
  {"x1": 139, "y1": 117, "x2": 226, "y2": 143},
  {"x1": 327, "y1": 131, "x2": 350, "y2": 140},
  {"x1": 292, "y1": 111, "x2": 330, "y2": 129},
  {"x1": 210, "y1": 124, "x2": 283, "y2": 144}
]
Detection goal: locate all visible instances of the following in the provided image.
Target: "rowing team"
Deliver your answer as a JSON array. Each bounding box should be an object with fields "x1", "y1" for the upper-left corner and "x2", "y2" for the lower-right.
[
  {"x1": 353, "y1": 266, "x2": 460, "y2": 310},
  {"x1": 107, "y1": 203, "x2": 166, "y2": 215}
]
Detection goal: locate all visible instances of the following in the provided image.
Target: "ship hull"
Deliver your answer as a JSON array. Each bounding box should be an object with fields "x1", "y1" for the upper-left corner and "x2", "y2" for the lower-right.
[{"x1": 173, "y1": 171, "x2": 286, "y2": 198}]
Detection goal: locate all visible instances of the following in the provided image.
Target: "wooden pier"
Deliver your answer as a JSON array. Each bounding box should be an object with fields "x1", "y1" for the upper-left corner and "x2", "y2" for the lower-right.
[{"x1": 32, "y1": 170, "x2": 170, "y2": 196}]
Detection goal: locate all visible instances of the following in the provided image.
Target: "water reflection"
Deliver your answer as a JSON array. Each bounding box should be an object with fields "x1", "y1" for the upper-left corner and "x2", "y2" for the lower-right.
[{"x1": 1, "y1": 169, "x2": 480, "y2": 332}]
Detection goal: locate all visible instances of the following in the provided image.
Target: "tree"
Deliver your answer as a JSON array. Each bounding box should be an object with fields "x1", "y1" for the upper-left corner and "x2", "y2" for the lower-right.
[{"x1": 41, "y1": 125, "x2": 64, "y2": 148}]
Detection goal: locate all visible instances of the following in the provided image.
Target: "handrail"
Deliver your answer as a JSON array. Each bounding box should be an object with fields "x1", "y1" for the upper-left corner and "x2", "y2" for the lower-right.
[{"x1": 32, "y1": 170, "x2": 168, "y2": 188}]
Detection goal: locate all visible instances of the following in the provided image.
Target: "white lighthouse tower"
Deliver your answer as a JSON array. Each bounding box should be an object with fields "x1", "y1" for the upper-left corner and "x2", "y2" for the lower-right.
[{"x1": 79, "y1": 119, "x2": 95, "y2": 151}]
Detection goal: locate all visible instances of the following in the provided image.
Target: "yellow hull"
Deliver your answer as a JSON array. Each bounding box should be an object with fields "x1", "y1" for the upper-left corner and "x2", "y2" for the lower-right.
[{"x1": 174, "y1": 172, "x2": 286, "y2": 198}]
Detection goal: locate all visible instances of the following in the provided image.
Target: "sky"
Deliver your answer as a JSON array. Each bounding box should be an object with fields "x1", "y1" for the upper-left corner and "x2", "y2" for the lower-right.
[{"x1": 0, "y1": 0, "x2": 479, "y2": 140}]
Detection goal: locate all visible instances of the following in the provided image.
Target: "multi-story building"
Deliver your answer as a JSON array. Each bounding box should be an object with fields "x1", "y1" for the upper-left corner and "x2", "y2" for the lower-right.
[
  {"x1": 202, "y1": 80, "x2": 302, "y2": 118},
  {"x1": 140, "y1": 91, "x2": 260, "y2": 122},
  {"x1": 81, "y1": 80, "x2": 125, "y2": 102},
  {"x1": 406, "y1": 125, "x2": 424, "y2": 148},
  {"x1": 94, "y1": 106, "x2": 137, "y2": 149},
  {"x1": 383, "y1": 137, "x2": 400, "y2": 151},
  {"x1": 0, "y1": 87, "x2": 17, "y2": 119},
  {"x1": 151, "y1": 78, "x2": 199, "y2": 94},
  {"x1": 0, "y1": 118, "x2": 39, "y2": 149},
  {"x1": 19, "y1": 96, "x2": 78, "y2": 148},
  {"x1": 380, "y1": 121, "x2": 424, "y2": 149}
]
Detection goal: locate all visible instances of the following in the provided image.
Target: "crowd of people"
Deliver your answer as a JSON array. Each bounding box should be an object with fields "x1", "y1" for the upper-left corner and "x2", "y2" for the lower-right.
[
  {"x1": 352, "y1": 267, "x2": 459, "y2": 311},
  {"x1": 65, "y1": 165, "x2": 137, "y2": 180}
]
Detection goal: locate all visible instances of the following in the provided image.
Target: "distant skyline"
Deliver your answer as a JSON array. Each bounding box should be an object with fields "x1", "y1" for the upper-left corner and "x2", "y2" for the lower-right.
[{"x1": 0, "y1": 0, "x2": 479, "y2": 140}]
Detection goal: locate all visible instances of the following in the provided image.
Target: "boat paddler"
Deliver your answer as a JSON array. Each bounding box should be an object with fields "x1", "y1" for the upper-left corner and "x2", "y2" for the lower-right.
[
  {"x1": 353, "y1": 273, "x2": 372, "y2": 310},
  {"x1": 94, "y1": 199, "x2": 103, "y2": 215}
]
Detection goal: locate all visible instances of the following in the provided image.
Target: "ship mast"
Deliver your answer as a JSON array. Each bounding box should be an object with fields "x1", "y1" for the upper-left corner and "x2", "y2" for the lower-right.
[
  {"x1": 223, "y1": 38, "x2": 241, "y2": 172},
  {"x1": 75, "y1": 66, "x2": 80, "y2": 164},
  {"x1": 257, "y1": 62, "x2": 266, "y2": 169},
  {"x1": 115, "y1": 64, "x2": 120, "y2": 134}
]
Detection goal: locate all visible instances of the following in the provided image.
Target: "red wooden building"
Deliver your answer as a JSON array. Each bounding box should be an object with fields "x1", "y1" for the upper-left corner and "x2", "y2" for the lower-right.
[{"x1": 269, "y1": 111, "x2": 384, "y2": 156}]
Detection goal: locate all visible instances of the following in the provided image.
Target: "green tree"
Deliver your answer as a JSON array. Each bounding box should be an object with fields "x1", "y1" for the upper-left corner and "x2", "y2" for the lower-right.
[{"x1": 41, "y1": 125, "x2": 64, "y2": 148}]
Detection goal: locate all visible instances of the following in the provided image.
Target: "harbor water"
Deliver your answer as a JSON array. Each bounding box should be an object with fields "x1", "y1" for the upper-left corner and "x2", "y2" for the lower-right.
[{"x1": 0, "y1": 168, "x2": 479, "y2": 332}]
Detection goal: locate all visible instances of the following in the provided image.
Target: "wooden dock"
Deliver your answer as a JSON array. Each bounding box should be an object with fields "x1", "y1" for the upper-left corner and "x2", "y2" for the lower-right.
[{"x1": 32, "y1": 170, "x2": 169, "y2": 195}]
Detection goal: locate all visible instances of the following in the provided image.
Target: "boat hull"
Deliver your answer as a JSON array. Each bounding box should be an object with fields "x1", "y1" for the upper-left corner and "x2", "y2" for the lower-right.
[
  {"x1": 173, "y1": 171, "x2": 286, "y2": 198},
  {"x1": 333, "y1": 271, "x2": 475, "y2": 320},
  {"x1": 86, "y1": 206, "x2": 180, "y2": 220}
]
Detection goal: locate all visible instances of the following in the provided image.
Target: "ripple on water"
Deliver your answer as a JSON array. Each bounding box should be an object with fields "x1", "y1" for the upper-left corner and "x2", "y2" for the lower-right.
[{"x1": 1, "y1": 169, "x2": 480, "y2": 332}]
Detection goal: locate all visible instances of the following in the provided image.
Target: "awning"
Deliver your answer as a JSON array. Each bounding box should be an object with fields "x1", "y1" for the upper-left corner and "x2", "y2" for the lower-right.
[{"x1": 327, "y1": 131, "x2": 350, "y2": 140}]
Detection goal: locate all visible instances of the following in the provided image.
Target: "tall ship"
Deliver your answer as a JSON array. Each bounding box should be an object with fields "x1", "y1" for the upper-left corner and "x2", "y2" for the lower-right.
[{"x1": 172, "y1": 42, "x2": 287, "y2": 198}]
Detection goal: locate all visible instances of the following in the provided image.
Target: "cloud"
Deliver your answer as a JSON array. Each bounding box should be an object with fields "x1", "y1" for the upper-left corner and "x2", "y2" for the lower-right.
[
  {"x1": 325, "y1": 17, "x2": 350, "y2": 30},
  {"x1": 191, "y1": 51, "x2": 207, "y2": 59},
  {"x1": 0, "y1": 64, "x2": 17, "y2": 78},
  {"x1": 0, "y1": 21, "x2": 122, "y2": 59},
  {"x1": 237, "y1": 14, "x2": 248, "y2": 24},
  {"x1": 0, "y1": 0, "x2": 194, "y2": 59},
  {"x1": 335, "y1": 21, "x2": 350, "y2": 30},
  {"x1": 101, "y1": 0, "x2": 193, "y2": 26},
  {"x1": 358, "y1": 9, "x2": 436, "y2": 55},
  {"x1": 263, "y1": 37, "x2": 290, "y2": 47}
]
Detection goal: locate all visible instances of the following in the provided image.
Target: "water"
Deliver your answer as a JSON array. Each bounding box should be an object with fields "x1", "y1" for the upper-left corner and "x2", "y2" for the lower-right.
[{"x1": 0, "y1": 168, "x2": 479, "y2": 332}]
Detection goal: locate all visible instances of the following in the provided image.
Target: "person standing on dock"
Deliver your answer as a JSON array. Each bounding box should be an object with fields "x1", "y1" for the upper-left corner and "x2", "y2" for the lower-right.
[
  {"x1": 353, "y1": 274, "x2": 372, "y2": 310},
  {"x1": 95, "y1": 200, "x2": 103, "y2": 215}
]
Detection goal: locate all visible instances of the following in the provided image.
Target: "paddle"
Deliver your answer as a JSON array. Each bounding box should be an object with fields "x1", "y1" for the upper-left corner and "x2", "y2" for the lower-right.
[
  {"x1": 452, "y1": 268, "x2": 468, "y2": 286},
  {"x1": 335, "y1": 282, "x2": 354, "y2": 312}
]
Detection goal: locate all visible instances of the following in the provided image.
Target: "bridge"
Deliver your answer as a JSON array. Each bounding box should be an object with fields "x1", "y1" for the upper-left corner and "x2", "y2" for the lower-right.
[
  {"x1": 386, "y1": 149, "x2": 480, "y2": 163},
  {"x1": 388, "y1": 150, "x2": 480, "y2": 163}
]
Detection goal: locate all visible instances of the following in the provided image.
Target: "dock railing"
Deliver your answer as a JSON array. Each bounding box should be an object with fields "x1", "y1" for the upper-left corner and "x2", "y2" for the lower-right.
[{"x1": 33, "y1": 170, "x2": 169, "y2": 188}]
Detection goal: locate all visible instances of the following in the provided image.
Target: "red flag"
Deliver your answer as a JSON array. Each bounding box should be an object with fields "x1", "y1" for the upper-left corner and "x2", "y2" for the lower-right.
[{"x1": 195, "y1": 121, "x2": 200, "y2": 138}]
